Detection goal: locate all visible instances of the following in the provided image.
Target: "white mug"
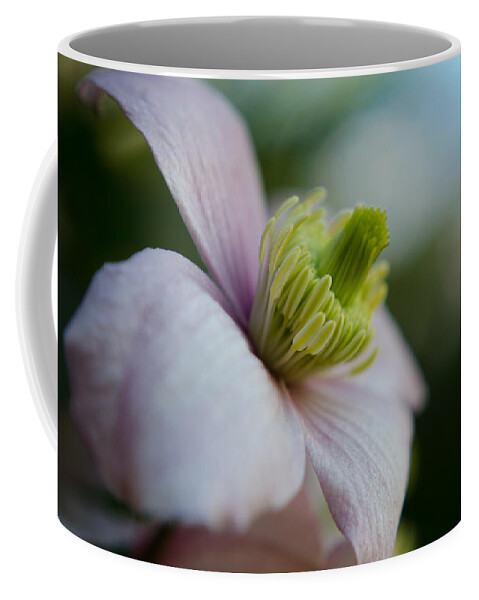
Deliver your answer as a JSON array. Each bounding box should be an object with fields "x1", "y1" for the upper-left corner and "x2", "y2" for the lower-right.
[{"x1": 18, "y1": 16, "x2": 460, "y2": 573}]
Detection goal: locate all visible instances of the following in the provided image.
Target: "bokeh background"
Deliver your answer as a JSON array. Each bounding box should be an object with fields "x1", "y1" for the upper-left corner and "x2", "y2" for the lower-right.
[{"x1": 58, "y1": 55, "x2": 460, "y2": 556}]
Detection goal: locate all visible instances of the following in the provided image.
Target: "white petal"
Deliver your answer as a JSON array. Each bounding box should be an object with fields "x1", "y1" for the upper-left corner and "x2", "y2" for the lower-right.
[{"x1": 65, "y1": 249, "x2": 305, "y2": 530}]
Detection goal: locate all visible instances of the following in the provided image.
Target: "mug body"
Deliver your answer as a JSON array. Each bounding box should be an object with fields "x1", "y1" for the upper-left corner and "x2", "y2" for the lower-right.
[{"x1": 58, "y1": 17, "x2": 460, "y2": 572}]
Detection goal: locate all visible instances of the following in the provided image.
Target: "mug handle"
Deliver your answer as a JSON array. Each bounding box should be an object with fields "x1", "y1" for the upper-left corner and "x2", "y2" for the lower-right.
[{"x1": 17, "y1": 142, "x2": 58, "y2": 450}]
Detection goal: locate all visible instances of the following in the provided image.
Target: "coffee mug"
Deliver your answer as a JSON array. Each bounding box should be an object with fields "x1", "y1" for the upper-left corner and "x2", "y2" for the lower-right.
[{"x1": 18, "y1": 16, "x2": 460, "y2": 573}]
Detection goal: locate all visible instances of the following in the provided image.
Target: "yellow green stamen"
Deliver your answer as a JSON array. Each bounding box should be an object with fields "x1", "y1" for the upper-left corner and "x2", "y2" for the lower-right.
[{"x1": 248, "y1": 190, "x2": 389, "y2": 383}]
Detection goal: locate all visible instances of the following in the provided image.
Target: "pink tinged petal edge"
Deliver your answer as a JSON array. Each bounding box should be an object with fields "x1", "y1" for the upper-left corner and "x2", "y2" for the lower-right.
[
  {"x1": 292, "y1": 376, "x2": 414, "y2": 564},
  {"x1": 78, "y1": 70, "x2": 268, "y2": 326},
  {"x1": 65, "y1": 248, "x2": 305, "y2": 530}
]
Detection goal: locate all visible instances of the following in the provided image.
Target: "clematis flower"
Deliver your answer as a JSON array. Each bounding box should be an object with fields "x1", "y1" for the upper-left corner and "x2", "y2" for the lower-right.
[{"x1": 65, "y1": 70, "x2": 426, "y2": 568}]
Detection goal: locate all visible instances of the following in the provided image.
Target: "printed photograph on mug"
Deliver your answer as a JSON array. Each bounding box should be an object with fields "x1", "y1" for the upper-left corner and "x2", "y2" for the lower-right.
[{"x1": 55, "y1": 20, "x2": 460, "y2": 573}]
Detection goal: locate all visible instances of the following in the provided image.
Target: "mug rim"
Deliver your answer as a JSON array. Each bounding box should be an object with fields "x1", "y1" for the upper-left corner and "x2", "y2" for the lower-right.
[{"x1": 58, "y1": 15, "x2": 461, "y2": 80}]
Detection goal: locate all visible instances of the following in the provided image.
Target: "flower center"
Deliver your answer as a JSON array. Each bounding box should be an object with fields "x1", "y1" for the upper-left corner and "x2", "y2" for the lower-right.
[{"x1": 248, "y1": 190, "x2": 389, "y2": 383}]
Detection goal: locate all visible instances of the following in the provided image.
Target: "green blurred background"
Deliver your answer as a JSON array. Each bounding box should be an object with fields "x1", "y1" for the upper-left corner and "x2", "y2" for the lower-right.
[{"x1": 59, "y1": 55, "x2": 460, "y2": 553}]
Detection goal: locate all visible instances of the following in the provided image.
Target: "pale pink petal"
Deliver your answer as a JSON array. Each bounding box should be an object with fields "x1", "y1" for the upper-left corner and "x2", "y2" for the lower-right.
[
  {"x1": 78, "y1": 71, "x2": 267, "y2": 325},
  {"x1": 157, "y1": 527, "x2": 311, "y2": 573},
  {"x1": 322, "y1": 307, "x2": 427, "y2": 412},
  {"x1": 291, "y1": 375, "x2": 414, "y2": 564},
  {"x1": 65, "y1": 249, "x2": 305, "y2": 530},
  {"x1": 323, "y1": 540, "x2": 356, "y2": 570},
  {"x1": 156, "y1": 485, "x2": 322, "y2": 573},
  {"x1": 289, "y1": 307, "x2": 426, "y2": 563},
  {"x1": 246, "y1": 481, "x2": 322, "y2": 568},
  {"x1": 369, "y1": 307, "x2": 427, "y2": 411},
  {"x1": 303, "y1": 459, "x2": 352, "y2": 561}
]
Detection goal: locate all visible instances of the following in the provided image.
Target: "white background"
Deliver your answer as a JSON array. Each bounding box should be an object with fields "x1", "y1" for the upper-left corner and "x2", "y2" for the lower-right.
[{"x1": 1, "y1": 2, "x2": 473, "y2": 599}]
